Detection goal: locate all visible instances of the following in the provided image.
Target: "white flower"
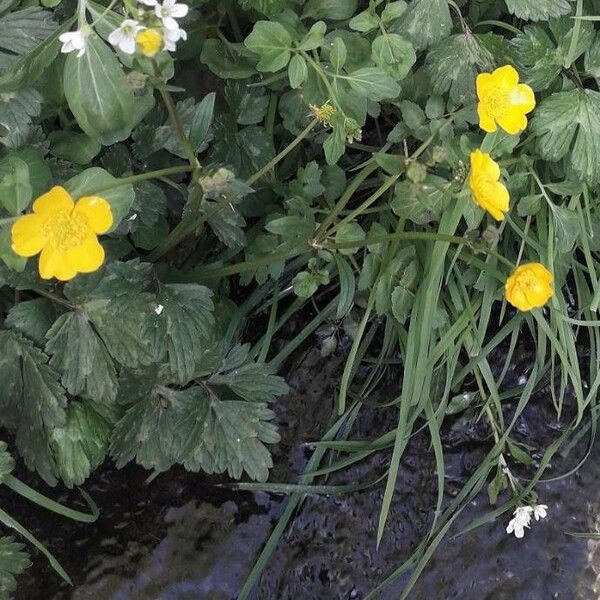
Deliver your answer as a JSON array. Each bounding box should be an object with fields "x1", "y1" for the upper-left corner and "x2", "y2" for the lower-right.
[
  {"x1": 155, "y1": 304, "x2": 164, "y2": 315},
  {"x1": 155, "y1": 0, "x2": 188, "y2": 30},
  {"x1": 533, "y1": 504, "x2": 548, "y2": 521},
  {"x1": 59, "y1": 30, "x2": 88, "y2": 58},
  {"x1": 108, "y1": 19, "x2": 144, "y2": 55},
  {"x1": 138, "y1": 0, "x2": 157, "y2": 5},
  {"x1": 163, "y1": 25, "x2": 187, "y2": 51},
  {"x1": 506, "y1": 506, "x2": 533, "y2": 539}
]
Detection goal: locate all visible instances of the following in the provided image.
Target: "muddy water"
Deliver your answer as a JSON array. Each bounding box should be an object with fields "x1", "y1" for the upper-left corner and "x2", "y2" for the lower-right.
[{"x1": 6, "y1": 345, "x2": 600, "y2": 600}]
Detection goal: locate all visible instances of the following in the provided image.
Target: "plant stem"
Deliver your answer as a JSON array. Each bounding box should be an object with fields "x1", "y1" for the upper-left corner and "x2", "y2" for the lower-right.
[
  {"x1": 84, "y1": 165, "x2": 194, "y2": 196},
  {"x1": 33, "y1": 288, "x2": 77, "y2": 310},
  {"x1": 246, "y1": 118, "x2": 317, "y2": 187},
  {"x1": 154, "y1": 63, "x2": 198, "y2": 168},
  {"x1": 147, "y1": 120, "x2": 317, "y2": 262}
]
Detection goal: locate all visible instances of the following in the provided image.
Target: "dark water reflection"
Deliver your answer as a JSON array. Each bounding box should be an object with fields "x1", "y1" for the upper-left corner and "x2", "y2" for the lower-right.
[{"x1": 7, "y1": 347, "x2": 600, "y2": 599}]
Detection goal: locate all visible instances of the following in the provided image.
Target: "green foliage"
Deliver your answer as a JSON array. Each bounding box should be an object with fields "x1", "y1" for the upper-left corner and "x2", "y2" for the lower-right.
[
  {"x1": 0, "y1": 537, "x2": 30, "y2": 597},
  {"x1": 4, "y1": 0, "x2": 600, "y2": 596}
]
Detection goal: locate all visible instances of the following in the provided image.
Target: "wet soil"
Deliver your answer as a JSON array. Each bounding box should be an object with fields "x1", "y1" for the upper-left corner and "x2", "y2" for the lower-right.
[{"x1": 5, "y1": 343, "x2": 600, "y2": 600}]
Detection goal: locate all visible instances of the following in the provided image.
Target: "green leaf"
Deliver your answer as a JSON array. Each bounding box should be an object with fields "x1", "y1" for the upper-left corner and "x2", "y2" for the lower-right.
[
  {"x1": 345, "y1": 67, "x2": 400, "y2": 101},
  {"x1": 293, "y1": 270, "x2": 322, "y2": 298},
  {"x1": 349, "y1": 10, "x2": 379, "y2": 33},
  {"x1": 517, "y1": 194, "x2": 542, "y2": 217},
  {"x1": 504, "y1": 0, "x2": 570, "y2": 21},
  {"x1": 334, "y1": 254, "x2": 356, "y2": 319},
  {"x1": 391, "y1": 175, "x2": 450, "y2": 224},
  {"x1": 426, "y1": 33, "x2": 494, "y2": 105},
  {"x1": 0, "y1": 89, "x2": 41, "y2": 149},
  {"x1": 244, "y1": 21, "x2": 292, "y2": 72},
  {"x1": 371, "y1": 33, "x2": 416, "y2": 80},
  {"x1": 0, "y1": 156, "x2": 31, "y2": 214},
  {"x1": 50, "y1": 402, "x2": 111, "y2": 488},
  {"x1": 297, "y1": 21, "x2": 326, "y2": 51},
  {"x1": 0, "y1": 537, "x2": 30, "y2": 596},
  {"x1": 63, "y1": 34, "x2": 134, "y2": 145},
  {"x1": 200, "y1": 39, "x2": 257, "y2": 79},
  {"x1": 330, "y1": 37, "x2": 347, "y2": 72},
  {"x1": 208, "y1": 345, "x2": 289, "y2": 403},
  {"x1": 11, "y1": 146, "x2": 51, "y2": 198},
  {"x1": 45, "y1": 311, "x2": 118, "y2": 403},
  {"x1": 179, "y1": 387, "x2": 280, "y2": 482},
  {"x1": 0, "y1": 8, "x2": 57, "y2": 55},
  {"x1": 288, "y1": 54, "x2": 308, "y2": 88},
  {"x1": 304, "y1": 0, "x2": 357, "y2": 20},
  {"x1": 0, "y1": 16, "x2": 75, "y2": 93},
  {"x1": 152, "y1": 284, "x2": 215, "y2": 385},
  {"x1": 391, "y1": 0, "x2": 452, "y2": 51},
  {"x1": 0, "y1": 443, "x2": 15, "y2": 482},
  {"x1": 64, "y1": 167, "x2": 135, "y2": 227},
  {"x1": 189, "y1": 92, "x2": 216, "y2": 152},
  {"x1": 514, "y1": 19, "x2": 595, "y2": 90},
  {"x1": 5, "y1": 298, "x2": 58, "y2": 344},
  {"x1": 48, "y1": 131, "x2": 101, "y2": 165},
  {"x1": 531, "y1": 89, "x2": 600, "y2": 185},
  {"x1": 335, "y1": 222, "x2": 365, "y2": 255},
  {"x1": 550, "y1": 204, "x2": 579, "y2": 253},
  {"x1": 0, "y1": 331, "x2": 67, "y2": 485}
]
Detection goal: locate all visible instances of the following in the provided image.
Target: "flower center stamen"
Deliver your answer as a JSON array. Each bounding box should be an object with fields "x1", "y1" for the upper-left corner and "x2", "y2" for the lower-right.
[
  {"x1": 44, "y1": 210, "x2": 89, "y2": 252},
  {"x1": 482, "y1": 89, "x2": 509, "y2": 118}
]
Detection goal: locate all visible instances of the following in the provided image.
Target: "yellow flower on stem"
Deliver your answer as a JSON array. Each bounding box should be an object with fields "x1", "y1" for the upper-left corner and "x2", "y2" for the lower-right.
[
  {"x1": 468, "y1": 149, "x2": 509, "y2": 221},
  {"x1": 505, "y1": 262, "x2": 553, "y2": 311},
  {"x1": 136, "y1": 29, "x2": 163, "y2": 57},
  {"x1": 476, "y1": 65, "x2": 535, "y2": 134},
  {"x1": 11, "y1": 186, "x2": 113, "y2": 281}
]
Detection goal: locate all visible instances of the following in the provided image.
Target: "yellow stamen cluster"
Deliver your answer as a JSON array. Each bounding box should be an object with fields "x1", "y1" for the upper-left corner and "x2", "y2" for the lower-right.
[
  {"x1": 309, "y1": 101, "x2": 336, "y2": 127},
  {"x1": 136, "y1": 29, "x2": 163, "y2": 57}
]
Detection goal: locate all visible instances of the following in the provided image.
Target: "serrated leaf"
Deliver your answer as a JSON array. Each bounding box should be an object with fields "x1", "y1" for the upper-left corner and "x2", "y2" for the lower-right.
[
  {"x1": 0, "y1": 88, "x2": 41, "y2": 149},
  {"x1": 0, "y1": 330, "x2": 67, "y2": 485},
  {"x1": 531, "y1": 89, "x2": 600, "y2": 185},
  {"x1": 179, "y1": 387, "x2": 280, "y2": 482},
  {"x1": 45, "y1": 311, "x2": 117, "y2": 403},
  {"x1": 504, "y1": 0, "x2": 570, "y2": 21},
  {"x1": 0, "y1": 443, "x2": 15, "y2": 482},
  {"x1": 0, "y1": 537, "x2": 30, "y2": 596},
  {"x1": 551, "y1": 204, "x2": 579, "y2": 253},
  {"x1": 152, "y1": 284, "x2": 215, "y2": 385},
  {"x1": 391, "y1": 0, "x2": 452, "y2": 51},
  {"x1": 5, "y1": 298, "x2": 58, "y2": 344},
  {"x1": 50, "y1": 402, "x2": 111, "y2": 488},
  {"x1": 391, "y1": 175, "x2": 450, "y2": 225},
  {"x1": 208, "y1": 345, "x2": 289, "y2": 403},
  {"x1": 426, "y1": 33, "x2": 494, "y2": 104}
]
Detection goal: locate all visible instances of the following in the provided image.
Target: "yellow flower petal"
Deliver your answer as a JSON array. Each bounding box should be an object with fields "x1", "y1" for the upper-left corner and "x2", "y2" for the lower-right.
[
  {"x1": 39, "y1": 246, "x2": 77, "y2": 281},
  {"x1": 477, "y1": 103, "x2": 497, "y2": 133},
  {"x1": 497, "y1": 110, "x2": 528, "y2": 135},
  {"x1": 469, "y1": 149, "x2": 509, "y2": 221},
  {"x1": 479, "y1": 151, "x2": 501, "y2": 180},
  {"x1": 73, "y1": 196, "x2": 113, "y2": 234},
  {"x1": 492, "y1": 65, "x2": 519, "y2": 88},
  {"x1": 510, "y1": 83, "x2": 536, "y2": 113},
  {"x1": 33, "y1": 186, "x2": 74, "y2": 216},
  {"x1": 66, "y1": 234, "x2": 105, "y2": 273},
  {"x1": 476, "y1": 72, "x2": 494, "y2": 98},
  {"x1": 505, "y1": 262, "x2": 553, "y2": 311},
  {"x1": 11, "y1": 213, "x2": 47, "y2": 257}
]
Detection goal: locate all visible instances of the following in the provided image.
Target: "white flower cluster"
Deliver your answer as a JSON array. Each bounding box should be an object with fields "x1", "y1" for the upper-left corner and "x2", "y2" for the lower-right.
[
  {"x1": 59, "y1": 0, "x2": 188, "y2": 58},
  {"x1": 506, "y1": 504, "x2": 547, "y2": 538}
]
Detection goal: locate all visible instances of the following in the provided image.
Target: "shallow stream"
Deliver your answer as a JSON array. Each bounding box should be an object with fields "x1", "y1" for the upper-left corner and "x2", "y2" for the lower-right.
[{"x1": 6, "y1": 344, "x2": 600, "y2": 600}]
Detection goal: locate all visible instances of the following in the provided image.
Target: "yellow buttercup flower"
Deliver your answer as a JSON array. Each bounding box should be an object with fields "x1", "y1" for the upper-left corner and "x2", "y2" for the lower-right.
[
  {"x1": 11, "y1": 186, "x2": 113, "y2": 281},
  {"x1": 136, "y1": 29, "x2": 163, "y2": 57},
  {"x1": 468, "y1": 149, "x2": 509, "y2": 221},
  {"x1": 476, "y1": 65, "x2": 535, "y2": 134},
  {"x1": 505, "y1": 262, "x2": 553, "y2": 311}
]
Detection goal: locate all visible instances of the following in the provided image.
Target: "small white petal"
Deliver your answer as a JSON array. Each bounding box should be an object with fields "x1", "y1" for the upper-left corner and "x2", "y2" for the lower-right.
[
  {"x1": 170, "y1": 3, "x2": 188, "y2": 17},
  {"x1": 155, "y1": 304, "x2": 165, "y2": 315}
]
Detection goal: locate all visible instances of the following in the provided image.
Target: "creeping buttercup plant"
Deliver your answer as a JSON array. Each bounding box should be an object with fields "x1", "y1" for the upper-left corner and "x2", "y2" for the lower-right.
[{"x1": 1, "y1": 0, "x2": 600, "y2": 595}]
